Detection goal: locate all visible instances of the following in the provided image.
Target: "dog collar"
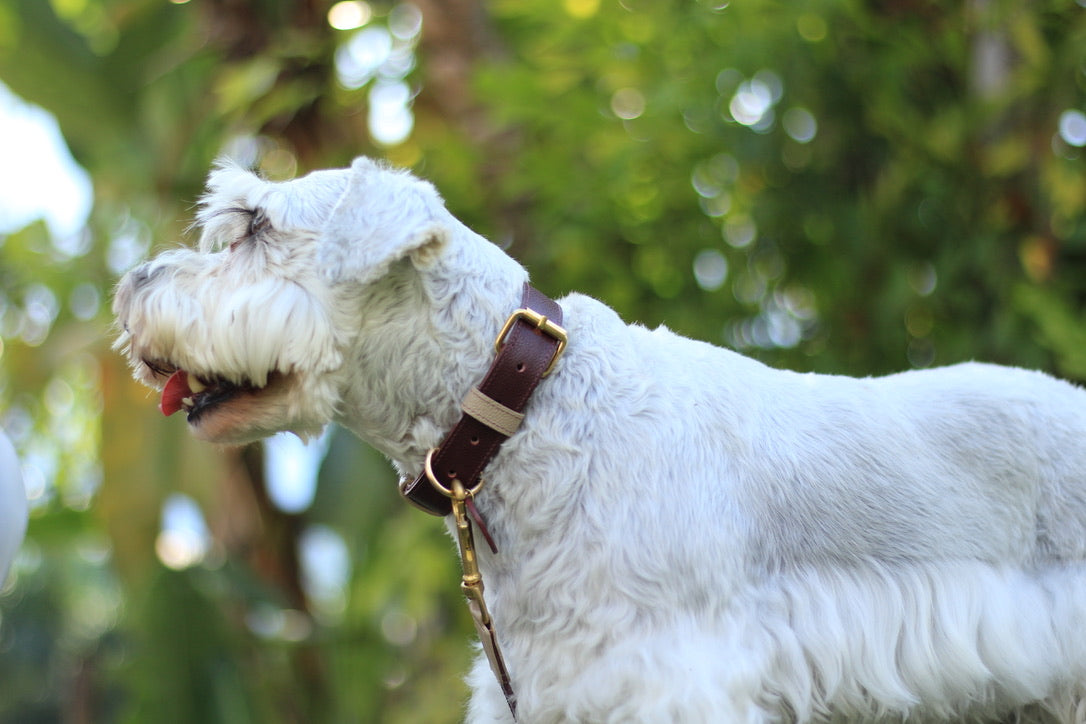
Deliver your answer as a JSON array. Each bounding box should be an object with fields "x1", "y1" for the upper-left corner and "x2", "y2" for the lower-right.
[{"x1": 399, "y1": 283, "x2": 566, "y2": 517}]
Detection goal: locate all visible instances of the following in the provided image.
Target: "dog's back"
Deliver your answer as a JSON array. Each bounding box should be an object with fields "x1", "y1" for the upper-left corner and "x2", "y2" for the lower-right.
[{"x1": 484, "y1": 293, "x2": 1086, "y2": 722}]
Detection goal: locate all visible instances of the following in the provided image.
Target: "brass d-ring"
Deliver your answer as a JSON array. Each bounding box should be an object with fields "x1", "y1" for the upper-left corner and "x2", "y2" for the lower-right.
[{"x1": 423, "y1": 448, "x2": 484, "y2": 500}]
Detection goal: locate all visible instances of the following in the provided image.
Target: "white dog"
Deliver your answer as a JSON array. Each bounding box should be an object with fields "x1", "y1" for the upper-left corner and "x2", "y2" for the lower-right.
[{"x1": 113, "y1": 157, "x2": 1086, "y2": 723}]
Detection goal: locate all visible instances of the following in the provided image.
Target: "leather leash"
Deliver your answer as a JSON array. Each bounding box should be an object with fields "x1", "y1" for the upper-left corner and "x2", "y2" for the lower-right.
[{"x1": 399, "y1": 283, "x2": 566, "y2": 720}]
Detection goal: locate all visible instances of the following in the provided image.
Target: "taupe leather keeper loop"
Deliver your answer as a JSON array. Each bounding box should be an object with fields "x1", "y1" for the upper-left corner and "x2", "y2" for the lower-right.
[
  {"x1": 400, "y1": 283, "x2": 565, "y2": 516},
  {"x1": 462, "y1": 387, "x2": 525, "y2": 438}
]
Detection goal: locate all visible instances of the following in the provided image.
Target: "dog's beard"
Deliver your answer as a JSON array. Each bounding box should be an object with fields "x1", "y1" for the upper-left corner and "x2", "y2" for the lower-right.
[{"x1": 115, "y1": 260, "x2": 345, "y2": 444}]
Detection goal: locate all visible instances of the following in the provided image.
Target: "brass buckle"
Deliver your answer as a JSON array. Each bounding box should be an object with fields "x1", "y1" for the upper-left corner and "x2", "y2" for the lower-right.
[{"x1": 494, "y1": 308, "x2": 568, "y2": 376}]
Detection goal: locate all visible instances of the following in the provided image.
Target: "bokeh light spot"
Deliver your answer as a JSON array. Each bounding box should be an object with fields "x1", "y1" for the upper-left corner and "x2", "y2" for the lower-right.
[
  {"x1": 782, "y1": 107, "x2": 817, "y2": 143},
  {"x1": 611, "y1": 88, "x2": 646, "y2": 120},
  {"x1": 1058, "y1": 109, "x2": 1086, "y2": 147},
  {"x1": 797, "y1": 13, "x2": 827, "y2": 42},
  {"x1": 693, "y1": 249, "x2": 729, "y2": 291},
  {"x1": 328, "y1": 1, "x2": 372, "y2": 31}
]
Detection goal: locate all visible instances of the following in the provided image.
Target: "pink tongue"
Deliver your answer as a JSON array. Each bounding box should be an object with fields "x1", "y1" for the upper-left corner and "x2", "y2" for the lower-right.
[{"x1": 160, "y1": 370, "x2": 190, "y2": 416}]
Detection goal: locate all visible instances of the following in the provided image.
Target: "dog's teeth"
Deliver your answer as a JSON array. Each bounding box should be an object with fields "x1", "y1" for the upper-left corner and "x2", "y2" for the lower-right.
[
  {"x1": 188, "y1": 377, "x2": 206, "y2": 393},
  {"x1": 181, "y1": 397, "x2": 194, "y2": 408}
]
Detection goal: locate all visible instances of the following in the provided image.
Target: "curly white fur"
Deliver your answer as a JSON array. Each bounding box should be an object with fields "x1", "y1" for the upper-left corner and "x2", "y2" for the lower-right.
[{"x1": 114, "y1": 157, "x2": 1086, "y2": 723}]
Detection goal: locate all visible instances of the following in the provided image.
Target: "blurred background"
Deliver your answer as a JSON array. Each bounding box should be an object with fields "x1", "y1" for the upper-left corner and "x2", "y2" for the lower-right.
[{"x1": 0, "y1": 0, "x2": 1084, "y2": 721}]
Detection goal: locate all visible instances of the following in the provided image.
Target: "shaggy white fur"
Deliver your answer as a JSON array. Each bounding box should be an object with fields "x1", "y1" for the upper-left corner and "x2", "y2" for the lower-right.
[{"x1": 114, "y1": 157, "x2": 1086, "y2": 723}]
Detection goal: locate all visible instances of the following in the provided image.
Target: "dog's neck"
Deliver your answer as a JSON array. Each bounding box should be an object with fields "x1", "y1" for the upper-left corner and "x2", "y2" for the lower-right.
[{"x1": 334, "y1": 222, "x2": 529, "y2": 472}]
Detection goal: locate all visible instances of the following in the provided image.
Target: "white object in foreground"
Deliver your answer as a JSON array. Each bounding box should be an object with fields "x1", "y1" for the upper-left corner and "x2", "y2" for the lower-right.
[{"x1": 0, "y1": 431, "x2": 27, "y2": 584}]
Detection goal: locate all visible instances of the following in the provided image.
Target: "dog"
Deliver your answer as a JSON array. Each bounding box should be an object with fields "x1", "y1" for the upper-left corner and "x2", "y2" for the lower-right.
[{"x1": 113, "y1": 157, "x2": 1086, "y2": 723}]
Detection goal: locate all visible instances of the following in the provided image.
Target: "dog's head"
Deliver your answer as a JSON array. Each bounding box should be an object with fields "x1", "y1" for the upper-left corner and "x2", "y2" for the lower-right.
[{"x1": 112, "y1": 157, "x2": 456, "y2": 445}]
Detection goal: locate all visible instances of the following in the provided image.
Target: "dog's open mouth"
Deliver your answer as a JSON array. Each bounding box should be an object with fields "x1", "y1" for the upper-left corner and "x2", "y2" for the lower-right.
[{"x1": 144, "y1": 360, "x2": 262, "y2": 422}]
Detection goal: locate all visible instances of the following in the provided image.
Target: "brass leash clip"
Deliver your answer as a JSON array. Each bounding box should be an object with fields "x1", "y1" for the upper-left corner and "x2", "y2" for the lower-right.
[{"x1": 423, "y1": 449, "x2": 517, "y2": 719}]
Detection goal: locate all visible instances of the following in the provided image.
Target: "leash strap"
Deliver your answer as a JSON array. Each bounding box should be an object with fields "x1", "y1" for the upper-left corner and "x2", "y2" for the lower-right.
[
  {"x1": 449, "y1": 478, "x2": 518, "y2": 719},
  {"x1": 398, "y1": 283, "x2": 566, "y2": 720}
]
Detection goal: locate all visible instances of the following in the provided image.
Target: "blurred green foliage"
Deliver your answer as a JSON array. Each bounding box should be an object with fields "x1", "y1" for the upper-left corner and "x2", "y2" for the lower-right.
[{"x1": 0, "y1": 0, "x2": 1084, "y2": 721}]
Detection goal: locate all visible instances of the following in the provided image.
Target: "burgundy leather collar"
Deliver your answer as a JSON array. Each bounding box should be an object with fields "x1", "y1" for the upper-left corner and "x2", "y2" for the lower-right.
[{"x1": 399, "y1": 283, "x2": 566, "y2": 517}]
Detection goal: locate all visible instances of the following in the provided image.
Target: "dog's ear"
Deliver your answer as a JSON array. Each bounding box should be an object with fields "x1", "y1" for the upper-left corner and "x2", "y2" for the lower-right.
[{"x1": 319, "y1": 157, "x2": 449, "y2": 285}]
